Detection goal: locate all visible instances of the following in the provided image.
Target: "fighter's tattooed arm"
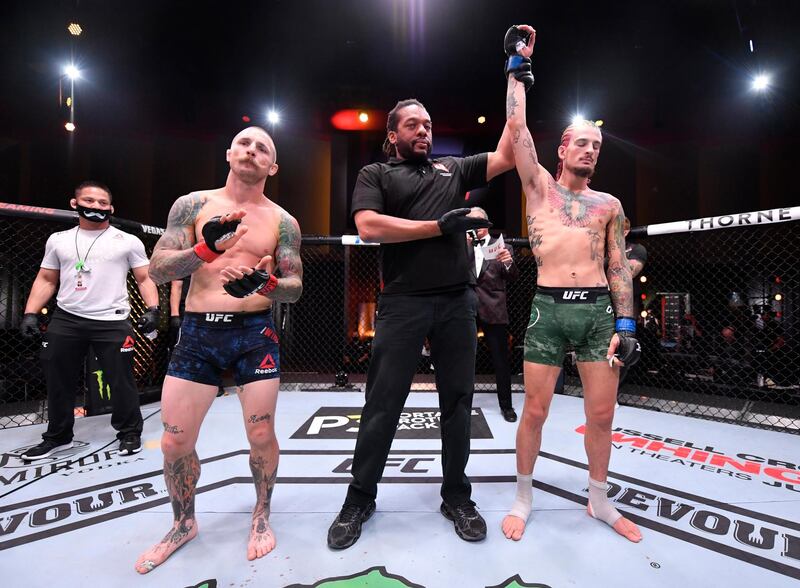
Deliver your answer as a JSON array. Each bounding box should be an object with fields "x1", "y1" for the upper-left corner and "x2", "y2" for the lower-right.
[
  {"x1": 149, "y1": 194, "x2": 207, "y2": 284},
  {"x1": 506, "y1": 77, "x2": 545, "y2": 203},
  {"x1": 605, "y1": 200, "x2": 634, "y2": 317},
  {"x1": 268, "y1": 211, "x2": 303, "y2": 303}
]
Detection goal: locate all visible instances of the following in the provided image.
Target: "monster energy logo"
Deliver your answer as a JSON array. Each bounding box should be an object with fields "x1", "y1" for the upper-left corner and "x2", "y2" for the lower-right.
[{"x1": 92, "y1": 369, "x2": 111, "y2": 400}]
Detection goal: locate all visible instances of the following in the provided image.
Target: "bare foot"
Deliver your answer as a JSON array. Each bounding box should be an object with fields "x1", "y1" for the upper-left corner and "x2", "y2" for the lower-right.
[
  {"x1": 586, "y1": 506, "x2": 642, "y2": 543},
  {"x1": 612, "y1": 516, "x2": 642, "y2": 542},
  {"x1": 247, "y1": 515, "x2": 276, "y2": 560},
  {"x1": 501, "y1": 514, "x2": 527, "y2": 541},
  {"x1": 135, "y1": 520, "x2": 198, "y2": 574}
]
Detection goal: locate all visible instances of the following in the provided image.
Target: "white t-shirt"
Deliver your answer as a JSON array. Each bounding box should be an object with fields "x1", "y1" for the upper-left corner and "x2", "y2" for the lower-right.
[{"x1": 40, "y1": 226, "x2": 150, "y2": 320}]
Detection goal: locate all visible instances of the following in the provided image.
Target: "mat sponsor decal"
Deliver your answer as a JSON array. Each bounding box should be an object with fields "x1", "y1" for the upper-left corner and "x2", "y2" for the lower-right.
[
  {"x1": 0, "y1": 444, "x2": 144, "y2": 488},
  {"x1": 290, "y1": 407, "x2": 492, "y2": 439},
  {"x1": 575, "y1": 477, "x2": 800, "y2": 578},
  {"x1": 0, "y1": 479, "x2": 159, "y2": 548},
  {"x1": 582, "y1": 425, "x2": 800, "y2": 493},
  {"x1": 284, "y1": 566, "x2": 424, "y2": 587}
]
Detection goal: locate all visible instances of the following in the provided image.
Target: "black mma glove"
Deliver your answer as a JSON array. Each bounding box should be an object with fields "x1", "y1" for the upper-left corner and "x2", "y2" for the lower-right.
[
  {"x1": 224, "y1": 269, "x2": 279, "y2": 299},
  {"x1": 612, "y1": 317, "x2": 641, "y2": 367},
  {"x1": 136, "y1": 306, "x2": 161, "y2": 334},
  {"x1": 168, "y1": 316, "x2": 182, "y2": 346},
  {"x1": 20, "y1": 313, "x2": 39, "y2": 339},
  {"x1": 504, "y1": 26, "x2": 534, "y2": 92},
  {"x1": 437, "y1": 208, "x2": 491, "y2": 235},
  {"x1": 193, "y1": 215, "x2": 242, "y2": 262}
]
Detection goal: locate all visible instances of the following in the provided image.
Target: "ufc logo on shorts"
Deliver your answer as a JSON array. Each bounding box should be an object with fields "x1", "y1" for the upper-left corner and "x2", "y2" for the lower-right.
[
  {"x1": 205, "y1": 313, "x2": 233, "y2": 323},
  {"x1": 562, "y1": 290, "x2": 589, "y2": 301}
]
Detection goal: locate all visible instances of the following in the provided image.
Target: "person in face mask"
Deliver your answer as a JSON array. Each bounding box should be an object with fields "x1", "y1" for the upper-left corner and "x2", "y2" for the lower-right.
[{"x1": 19, "y1": 181, "x2": 161, "y2": 461}]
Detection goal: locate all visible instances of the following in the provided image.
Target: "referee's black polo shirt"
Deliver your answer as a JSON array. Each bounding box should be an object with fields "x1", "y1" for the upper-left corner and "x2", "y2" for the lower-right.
[{"x1": 351, "y1": 153, "x2": 488, "y2": 296}]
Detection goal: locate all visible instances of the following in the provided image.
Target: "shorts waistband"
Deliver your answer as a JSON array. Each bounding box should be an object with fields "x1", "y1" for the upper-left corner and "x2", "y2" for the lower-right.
[
  {"x1": 184, "y1": 310, "x2": 272, "y2": 328},
  {"x1": 535, "y1": 286, "x2": 610, "y2": 304}
]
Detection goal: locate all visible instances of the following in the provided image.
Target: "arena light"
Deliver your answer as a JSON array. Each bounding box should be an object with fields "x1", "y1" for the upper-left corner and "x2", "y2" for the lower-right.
[
  {"x1": 241, "y1": 115, "x2": 251, "y2": 123},
  {"x1": 774, "y1": 293, "x2": 782, "y2": 301},
  {"x1": 330, "y1": 109, "x2": 383, "y2": 131},
  {"x1": 752, "y1": 74, "x2": 770, "y2": 91},
  {"x1": 640, "y1": 310, "x2": 647, "y2": 318},
  {"x1": 65, "y1": 121, "x2": 76, "y2": 132},
  {"x1": 67, "y1": 22, "x2": 83, "y2": 36},
  {"x1": 64, "y1": 64, "x2": 80, "y2": 80},
  {"x1": 594, "y1": 119, "x2": 604, "y2": 127},
  {"x1": 640, "y1": 293, "x2": 647, "y2": 300},
  {"x1": 41, "y1": 308, "x2": 48, "y2": 315},
  {"x1": 639, "y1": 275, "x2": 647, "y2": 283},
  {"x1": 267, "y1": 110, "x2": 280, "y2": 125},
  {"x1": 571, "y1": 113, "x2": 585, "y2": 125},
  {"x1": 477, "y1": 115, "x2": 486, "y2": 124}
]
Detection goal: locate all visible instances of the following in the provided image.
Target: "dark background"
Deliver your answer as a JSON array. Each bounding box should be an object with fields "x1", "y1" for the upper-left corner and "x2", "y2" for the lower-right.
[{"x1": 1, "y1": 0, "x2": 798, "y2": 235}]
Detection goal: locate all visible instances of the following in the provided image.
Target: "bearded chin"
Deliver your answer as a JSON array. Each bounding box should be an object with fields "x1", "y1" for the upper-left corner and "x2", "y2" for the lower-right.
[
  {"x1": 567, "y1": 163, "x2": 595, "y2": 179},
  {"x1": 396, "y1": 141, "x2": 430, "y2": 162}
]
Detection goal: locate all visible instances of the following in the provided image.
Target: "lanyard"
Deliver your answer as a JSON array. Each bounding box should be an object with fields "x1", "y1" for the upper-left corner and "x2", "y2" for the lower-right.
[{"x1": 74, "y1": 227, "x2": 109, "y2": 271}]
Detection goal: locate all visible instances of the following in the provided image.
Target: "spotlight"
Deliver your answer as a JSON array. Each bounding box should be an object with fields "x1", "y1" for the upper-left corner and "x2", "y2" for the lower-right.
[
  {"x1": 66, "y1": 97, "x2": 72, "y2": 107},
  {"x1": 358, "y1": 112, "x2": 369, "y2": 123},
  {"x1": 477, "y1": 115, "x2": 486, "y2": 124},
  {"x1": 752, "y1": 74, "x2": 770, "y2": 91},
  {"x1": 640, "y1": 293, "x2": 647, "y2": 300},
  {"x1": 64, "y1": 121, "x2": 76, "y2": 132},
  {"x1": 64, "y1": 65, "x2": 80, "y2": 80},
  {"x1": 571, "y1": 114, "x2": 584, "y2": 125},
  {"x1": 67, "y1": 22, "x2": 82, "y2": 36},
  {"x1": 267, "y1": 110, "x2": 280, "y2": 125},
  {"x1": 774, "y1": 293, "x2": 782, "y2": 301},
  {"x1": 594, "y1": 119, "x2": 604, "y2": 127},
  {"x1": 242, "y1": 115, "x2": 251, "y2": 123},
  {"x1": 640, "y1": 275, "x2": 647, "y2": 283},
  {"x1": 41, "y1": 308, "x2": 48, "y2": 315},
  {"x1": 640, "y1": 310, "x2": 648, "y2": 318}
]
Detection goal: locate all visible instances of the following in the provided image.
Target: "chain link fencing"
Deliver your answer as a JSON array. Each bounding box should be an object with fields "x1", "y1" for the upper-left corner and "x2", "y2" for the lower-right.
[{"x1": 1, "y1": 203, "x2": 798, "y2": 433}]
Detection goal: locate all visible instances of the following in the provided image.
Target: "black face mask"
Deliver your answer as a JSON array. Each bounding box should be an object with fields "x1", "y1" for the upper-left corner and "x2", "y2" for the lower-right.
[{"x1": 76, "y1": 204, "x2": 111, "y2": 223}]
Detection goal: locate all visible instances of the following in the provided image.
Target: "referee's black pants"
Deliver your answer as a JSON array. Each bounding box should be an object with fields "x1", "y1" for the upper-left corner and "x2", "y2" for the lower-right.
[
  {"x1": 40, "y1": 310, "x2": 143, "y2": 444},
  {"x1": 346, "y1": 288, "x2": 478, "y2": 507}
]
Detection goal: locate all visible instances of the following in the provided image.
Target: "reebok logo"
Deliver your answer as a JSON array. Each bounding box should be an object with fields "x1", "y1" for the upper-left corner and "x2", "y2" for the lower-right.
[
  {"x1": 120, "y1": 336, "x2": 135, "y2": 352},
  {"x1": 255, "y1": 353, "x2": 278, "y2": 375},
  {"x1": 205, "y1": 313, "x2": 233, "y2": 323},
  {"x1": 562, "y1": 290, "x2": 589, "y2": 301}
]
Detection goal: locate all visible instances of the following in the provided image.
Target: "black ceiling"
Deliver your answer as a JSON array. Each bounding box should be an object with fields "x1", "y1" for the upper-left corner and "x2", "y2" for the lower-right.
[{"x1": 1, "y1": 0, "x2": 798, "y2": 142}]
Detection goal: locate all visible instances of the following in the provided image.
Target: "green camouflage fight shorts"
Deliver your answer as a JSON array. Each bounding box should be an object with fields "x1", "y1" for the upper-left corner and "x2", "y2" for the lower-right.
[{"x1": 524, "y1": 286, "x2": 614, "y2": 366}]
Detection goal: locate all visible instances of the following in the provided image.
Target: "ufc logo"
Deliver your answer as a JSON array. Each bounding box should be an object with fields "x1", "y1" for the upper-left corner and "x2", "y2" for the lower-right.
[
  {"x1": 562, "y1": 290, "x2": 589, "y2": 301},
  {"x1": 205, "y1": 313, "x2": 233, "y2": 323}
]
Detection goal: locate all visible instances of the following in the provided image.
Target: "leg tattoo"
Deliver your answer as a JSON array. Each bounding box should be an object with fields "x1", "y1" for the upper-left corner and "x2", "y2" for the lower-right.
[
  {"x1": 135, "y1": 451, "x2": 201, "y2": 574},
  {"x1": 247, "y1": 453, "x2": 278, "y2": 560}
]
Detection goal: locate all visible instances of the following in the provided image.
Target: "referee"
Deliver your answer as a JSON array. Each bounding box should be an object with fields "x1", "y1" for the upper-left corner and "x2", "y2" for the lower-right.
[
  {"x1": 19, "y1": 181, "x2": 160, "y2": 460},
  {"x1": 327, "y1": 99, "x2": 514, "y2": 548}
]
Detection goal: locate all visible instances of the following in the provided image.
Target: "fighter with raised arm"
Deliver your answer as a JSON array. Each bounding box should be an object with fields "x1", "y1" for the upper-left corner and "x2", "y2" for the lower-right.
[
  {"x1": 501, "y1": 25, "x2": 642, "y2": 543},
  {"x1": 135, "y1": 126, "x2": 302, "y2": 574}
]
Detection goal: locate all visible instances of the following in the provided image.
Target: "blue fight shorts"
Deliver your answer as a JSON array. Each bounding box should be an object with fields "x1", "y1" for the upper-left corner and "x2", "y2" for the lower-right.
[{"x1": 166, "y1": 310, "x2": 281, "y2": 386}]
